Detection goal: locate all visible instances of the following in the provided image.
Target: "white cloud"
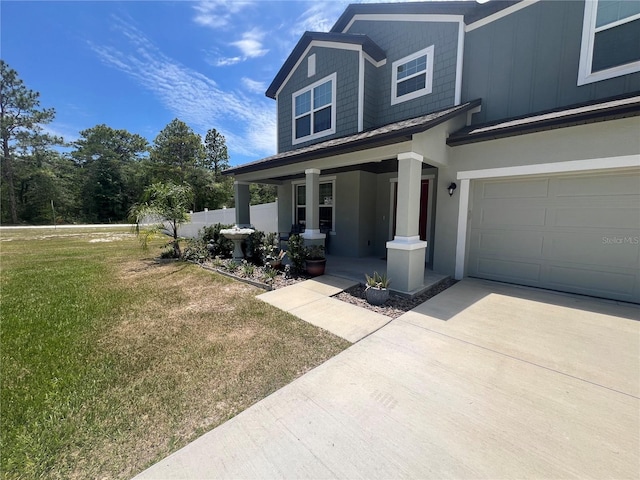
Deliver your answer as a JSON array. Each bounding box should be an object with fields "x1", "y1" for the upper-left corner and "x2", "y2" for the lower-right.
[
  {"x1": 211, "y1": 28, "x2": 268, "y2": 67},
  {"x1": 241, "y1": 77, "x2": 266, "y2": 94},
  {"x1": 231, "y1": 28, "x2": 269, "y2": 58},
  {"x1": 43, "y1": 123, "x2": 80, "y2": 144},
  {"x1": 90, "y1": 16, "x2": 276, "y2": 159},
  {"x1": 192, "y1": 0, "x2": 254, "y2": 29},
  {"x1": 294, "y1": 3, "x2": 344, "y2": 34},
  {"x1": 215, "y1": 56, "x2": 243, "y2": 67}
]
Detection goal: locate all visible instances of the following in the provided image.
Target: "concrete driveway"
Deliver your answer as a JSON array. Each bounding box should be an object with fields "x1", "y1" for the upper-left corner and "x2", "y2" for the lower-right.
[{"x1": 134, "y1": 279, "x2": 639, "y2": 479}]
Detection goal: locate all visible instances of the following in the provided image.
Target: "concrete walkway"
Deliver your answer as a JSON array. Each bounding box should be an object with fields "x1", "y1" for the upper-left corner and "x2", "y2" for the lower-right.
[
  {"x1": 258, "y1": 275, "x2": 392, "y2": 342},
  {"x1": 134, "y1": 279, "x2": 639, "y2": 479}
]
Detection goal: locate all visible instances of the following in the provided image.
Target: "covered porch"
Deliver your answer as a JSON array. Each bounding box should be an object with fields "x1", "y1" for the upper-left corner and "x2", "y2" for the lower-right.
[{"x1": 225, "y1": 101, "x2": 481, "y2": 295}]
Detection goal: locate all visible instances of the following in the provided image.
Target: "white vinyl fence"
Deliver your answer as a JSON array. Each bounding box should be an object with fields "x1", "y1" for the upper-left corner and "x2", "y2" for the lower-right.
[{"x1": 178, "y1": 201, "x2": 278, "y2": 238}]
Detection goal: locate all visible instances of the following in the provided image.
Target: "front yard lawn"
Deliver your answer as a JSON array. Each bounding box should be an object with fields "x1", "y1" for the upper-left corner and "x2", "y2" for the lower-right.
[{"x1": 0, "y1": 228, "x2": 350, "y2": 479}]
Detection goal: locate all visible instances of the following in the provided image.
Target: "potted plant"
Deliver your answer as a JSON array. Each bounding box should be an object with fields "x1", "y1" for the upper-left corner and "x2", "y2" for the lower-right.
[
  {"x1": 304, "y1": 244, "x2": 326, "y2": 277},
  {"x1": 364, "y1": 272, "x2": 391, "y2": 305}
]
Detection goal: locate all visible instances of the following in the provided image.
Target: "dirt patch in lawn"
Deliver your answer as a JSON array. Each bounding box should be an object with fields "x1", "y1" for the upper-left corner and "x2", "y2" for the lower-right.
[{"x1": 74, "y1": 260, "x2": 350, "y2": 480}]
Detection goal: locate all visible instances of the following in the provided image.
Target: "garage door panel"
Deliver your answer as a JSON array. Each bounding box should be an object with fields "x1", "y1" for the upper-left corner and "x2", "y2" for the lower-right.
[
  {"x1": 554, "y1": 207, "x2": 640, "y2": 229},
  {"x1": 555, "y1": 173, "x2": 640, "y2": 197},
  {"x1": 475, "y1": 257, "x2": 542, "y2": 283},
  {"x1": 468, "y1": 171, "x2": 640, "y2": 303},
  {"x1": 476, "y1": 231, "x2": 544, "y2": 256},
  {"x1": 547, "y1": 265, "x2": 637, "y2": 299},
  {"x1": 546, "y1": 234, "x2": 639, "y2": 267},
  {"x1": 478, "y1": 206, "x2": 547, "y2": 227},
  {"x1": 481, "y1": 178, "x2": 549, "y2": 199}
]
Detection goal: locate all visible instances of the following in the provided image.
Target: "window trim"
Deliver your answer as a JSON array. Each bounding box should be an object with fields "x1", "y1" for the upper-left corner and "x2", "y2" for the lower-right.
[
  {"x1": 391, "y1": 45, "x2": 434, "y2": 106},
  {"x1": 577, "y1": 0, "x2": 640, "y2": 86},
  {"x1": 291, "y1": 177, "x2": 336, "y2": 233},
  {"x1": 291, "y1": 73, "x2": 337, "y2": 145}
]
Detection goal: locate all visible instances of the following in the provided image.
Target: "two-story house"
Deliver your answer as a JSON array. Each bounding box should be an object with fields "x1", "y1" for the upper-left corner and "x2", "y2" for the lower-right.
[{"x1": 224, "y1": 0, "x2": 640, "y2": 303}]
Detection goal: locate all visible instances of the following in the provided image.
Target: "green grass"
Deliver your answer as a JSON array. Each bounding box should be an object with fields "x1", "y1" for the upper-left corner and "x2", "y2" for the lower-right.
[{"x1": 0, "y1": 228, "x2": 349, "y2": 479}]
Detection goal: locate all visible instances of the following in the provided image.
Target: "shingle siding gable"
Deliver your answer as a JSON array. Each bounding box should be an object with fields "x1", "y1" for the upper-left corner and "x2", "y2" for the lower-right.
[
  {"x1": 349, "y1": 20, "x2": 459, "y2": 126},
  {"x1": 277, "y1": 47, "x2": 360, "y2": 153}
]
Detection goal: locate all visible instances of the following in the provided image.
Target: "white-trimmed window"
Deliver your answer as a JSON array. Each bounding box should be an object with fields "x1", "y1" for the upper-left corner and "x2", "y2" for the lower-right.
[
  {"x1": 578, "y1": 0, "x2": 640, "y2": 86},
  {"x1": 391, "y1": 46, "x2": 434, "y2": 105},
  {"x1": 292, "y1": 73, "x2": 337, "y2": 145},
  {"x1": 293, "y1": 180, "x2": 335, "y2": 232}
]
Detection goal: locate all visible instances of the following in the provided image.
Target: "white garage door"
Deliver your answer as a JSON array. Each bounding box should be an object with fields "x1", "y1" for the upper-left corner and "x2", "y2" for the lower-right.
[{"x1": 467, "y1": 170, "x2": 640, "y2": 303}]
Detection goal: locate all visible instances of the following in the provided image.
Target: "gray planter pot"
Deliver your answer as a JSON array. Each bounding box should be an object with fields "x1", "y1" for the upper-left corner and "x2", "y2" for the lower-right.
[{"x1": 365, "y1": 287, "x2": 389, "y2": 306}]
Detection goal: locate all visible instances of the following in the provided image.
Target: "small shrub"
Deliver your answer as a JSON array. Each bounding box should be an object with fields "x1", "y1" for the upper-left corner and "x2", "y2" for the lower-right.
[
  {"x1": 262, "y1": 266, "x2": 278, "y2": 284},
  {"x1": 182, "y1": 238, "x2": 210, "y2": 263},
  {"x1": 262, "y1": 232, "x2": 285, "y2": 265},
  {"x1": 245, "y1": 230, "x2": 265, "y2": 265},
  {"x1": 159, "y1": 246, "x2": 179, "y2": 259},
  {"x1": 211, "y1": 256, "x2": 224, "y2": 268},
  {"x1": 202, "y1": 223, "x2": 234, "y2": 258},
  {"x1": 287, "y1": 234, "x2": 306, "y2": 275},
  {"x1": 305, "y1": 244, "x2": 325, "y2": 260},
  {"x1": 223, "y1": 259, "x2": 240, "y2": 272},
  {"x1": 241, "y1": 260, "x2": 255, "y2": 278}
]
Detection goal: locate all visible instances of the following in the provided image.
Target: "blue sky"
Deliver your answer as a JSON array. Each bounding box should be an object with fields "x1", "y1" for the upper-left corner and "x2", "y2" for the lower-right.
[{"x1": 1, "y1": 0, "x2": 360, "y2": 166}]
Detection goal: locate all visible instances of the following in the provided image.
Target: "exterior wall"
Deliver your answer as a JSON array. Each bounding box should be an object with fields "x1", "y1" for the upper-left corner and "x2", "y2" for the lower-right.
[
  {"x1": 277, "y1": 170, "x2": 390, "y2": 257},
  {"x1": 363, "y1": 60, "x2": 380, "y2": 131},
  {"x1": 432, "y1": 117, "x2": 640, "y2": 276},
  {"x1": 332, "y1": 171, "x2": 360, "y2": 256},
  {"x1": 348, "y1": 20, "x2": 460, "y2": 126},
  {"x1": 462, "y1": 0, "x2": 640, "y2": 124},
  {"x1": 277, "y1": 184, "x2": 292, "y2": 234},
  {"x1": 358, "y1": 171, "x2": 377, "y2": 257},
  {"x1": 277, "y1": 46, "x2": 359, "y2": 153}
]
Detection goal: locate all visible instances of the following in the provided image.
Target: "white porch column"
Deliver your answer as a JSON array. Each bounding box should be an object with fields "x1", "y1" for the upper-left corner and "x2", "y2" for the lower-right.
[
  {"x1": 386, "y1": 152, "x2": 427, "y2": 293},
  {"x1": 301, "y1": 168, "x2": 325, "y2": 242},
  {"x1": 233, "y1": 181, "x2": 251, "y2": 228}
]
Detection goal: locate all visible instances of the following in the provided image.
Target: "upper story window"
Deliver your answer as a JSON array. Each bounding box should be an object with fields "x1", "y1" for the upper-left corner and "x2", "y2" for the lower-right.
[
  {"x1": 391, "y1": 46, "x2": 434, "y2": 105},
  {"x1": 292, "y1": 73, "x2": 337, "y2": 145},
  {"x1": 578, "y1": 0, "x2": 640, "y2": 86}
]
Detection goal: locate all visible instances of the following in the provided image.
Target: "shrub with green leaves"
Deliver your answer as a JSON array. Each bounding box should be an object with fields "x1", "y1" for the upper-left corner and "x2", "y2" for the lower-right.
[
  {"x1": 287, "y1": 234, "x2": 306, "y2": 275},
  {"x1": 182, "y1": 238, "x2": 210, "y2": 263},
  {"x1": 245, "y1": 230, "x2": 265, "y2": 265},
  {"x1": 202, "y1": 223, "x2": 234, "y2": 258},
  {"x1": 241, "y1": 260, "x2": 255, "y2": 277}
]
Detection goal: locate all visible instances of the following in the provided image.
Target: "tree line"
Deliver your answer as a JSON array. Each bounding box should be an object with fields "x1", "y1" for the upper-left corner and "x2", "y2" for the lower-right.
[{"x1": 0, "y1": 60, "x2": 275, "y2": 225}]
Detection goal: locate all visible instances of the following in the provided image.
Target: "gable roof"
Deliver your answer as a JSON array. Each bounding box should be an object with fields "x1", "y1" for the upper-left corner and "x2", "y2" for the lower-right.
[
  {"x1": 265, "y1": 32, "x2": 386, "y2": 99},
  {"x1": 447, "y1": 93, "x2": 640, "y2": 146},
  {"x1": 266, "y1": 1, "x2": 528, "y2": 100},
  {"x1": 224, "y1": 99, "x2": 481, "y2": 176},
  {"x1": 330, "y1": 1, "x2": 523, "y2": 33}
]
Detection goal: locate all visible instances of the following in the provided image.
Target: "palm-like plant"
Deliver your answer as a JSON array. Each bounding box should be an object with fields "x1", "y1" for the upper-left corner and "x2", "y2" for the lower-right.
[{"x1": 129, "y1": 182, "x2": 193, "y2": 258}]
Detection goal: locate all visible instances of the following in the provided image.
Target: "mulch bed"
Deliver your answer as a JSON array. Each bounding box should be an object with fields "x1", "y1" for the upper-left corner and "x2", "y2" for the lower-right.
[
  {"x1": 334, "y1": 278, "x2": 458, "y2": 319},
  {"x1": 199, "y1": 259, "x2": 457, "y2": 319}
]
